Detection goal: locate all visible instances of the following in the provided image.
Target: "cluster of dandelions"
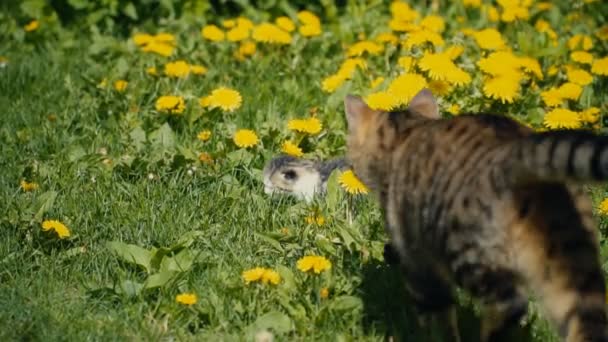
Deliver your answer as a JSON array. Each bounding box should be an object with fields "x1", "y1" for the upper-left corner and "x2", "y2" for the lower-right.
[{"x1": 177, "y1": 255, "x2": 332, "y2": 306}]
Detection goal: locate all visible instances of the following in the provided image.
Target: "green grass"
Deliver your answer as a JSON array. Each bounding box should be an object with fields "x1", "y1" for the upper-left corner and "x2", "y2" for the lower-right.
[{"x1": 2, "y1": 1, "x2": 608, "y2": 341}]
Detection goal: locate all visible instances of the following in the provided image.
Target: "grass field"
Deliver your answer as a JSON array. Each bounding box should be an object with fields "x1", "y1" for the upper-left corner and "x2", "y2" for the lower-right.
[{"x1": 2, "y1": 1, "x2": 608, "y2": 341}]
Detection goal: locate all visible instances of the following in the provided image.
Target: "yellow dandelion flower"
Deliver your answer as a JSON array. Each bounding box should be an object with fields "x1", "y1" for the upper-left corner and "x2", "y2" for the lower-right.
[
  {"x1": 463, "y1": 0, "x2": 482, "y2": 7},
  {"x1": 389, "y1": 20, "x2": 419, "y2": 32},
  {"x1": 365, "y1": 91, "x2": 399, "y2": 111},
  {"x1": 164, "y1": 60, "x2": 190, "y2": 78},
  {"x1": 133, "y1": 33, "x2": 154, "y2": 46},
  {"x1": 600, "y1": 198, "x2": 608, "y2": 215},
  {"x1": 567, "y1": 68, "x2": 593, "y2": 86},
  {"x1": 558, "y1": 82, "x2": 583, "y2": 100},
  {"x1": 375, "y1": 32, "x2": 398, "y2": 45},
  {"x1": 320, "y1": 287, "x2": 330, "y2": 299},
  {"x1": 205, "y1": 87, "x2": 242, "y2": 112},
  {"x1": 154, "y1": 33, "x2": 175, "y2": 43},
  {"x1": 226, "y1": 25, "x2": 250, "y2": 42},
  {"x1": 297, "y1": 10, "x2": 321, "y2": 26},
  {"x1": 252, "y1": 23, "x2": 292, "y2": 44},
  {"x1": 189, "y1": 64, "x2": 207, "y2": 75},
  {"x1": 243, "y1": 267, "x2": 264, "y2": 284},
  {"x1": 420, "y1": 15, "x2": 445, "y2": 33},
  {"x1": 570, "y1": 51, "x2": 594, "y2": 65},
  {"x1": 155, "y1": 95, "x2": 185, "y2": 114},
  {"x1": 201, "y1": 25, "x2": 225, "y2": 42},
  {"x1": 233, "y1": 129, "x2": 259, "y2": 148},
  {"x1": 338, "y1": 170, "x2": 369, "y2": 195},
  {"x1": 417, "y1": 52, "x2": 471, "y2": 86},
  {"x1": 287, "y1": 117, "x2": 322, "y2": 135},
  {"x1": 239, "y1": 41, "x2": 256, "y2": 56},
  {"x1": 305, "y1": 214, "x2": 326, "y2": 226},
  {"x1": 297, "y1": 255, "x2": 332, "y2": 274},
  {"x1": 540, "y1": 88, "x2": 563, "y2": 107},
  {"x1": 597, "y1": 25, "x2": 608, "y2": 41},
  {"x1": 175, "y1": 293, "x2": 197, "y2": 305},
  {"x1": 242, "y1": 267, "x2": 281, "y2": 285},
  {"x1": 281, "y1": 141, "x2": 303, "y2": 157},
  {"x1": 536, "y1": 2, "x2": 553, "y2": 11},
  {"x1": 24, "y1": 20, "x2": 39, "y2": 32},
  {"x1": 485, "y1": 5, "x2": 500, "y2": 22},
  {"x1": 146, "y1": 66, "x2": 157, "y2": 75},
  {"x1": 444, "y1": 45, "x2": 465, "y2": 60},
  {"x1": 337, "y1": 58, "x2": 366, "y2": 78},
  {"x1": 261, "y1": 269, "x2": 281, "y2": 285},
  {"x1": 347, "y1": 41, "x2": 384, "y2": 57},
  {"x1": 141, "y1": 41, "x2": 175, "y2": 57},
  {"x1": 390, "y1": 2, "x2": 419, "y2": 22},
  {"x1": 403, "y1": 30, "x2": 444, "y2": 49},
  {"x1": 580, "y1": 107, "x2": 601, "y2": 124},
  {"x1": 398, "y1": 56, "x2": 414, "y2": 71},
  {"x1": 518, "y1": 57, "x2": 543, "y2": 79},
  {"x1": 591, "y1": 57, "x2": 608, "y2": 76},
  {"x1": 447, "y1": 104, "x2": 460, "y2": 115},
  {"x1": 483, "y1": 75, "x2": 520, "y2": 103},
  {"x1": 198, "y1": 152, "x2": 213, "y2": 164},
  {"x1": 544, "y1": 108, "x2": 582, "y2": 130},
  {"x1": 477, "y1": 51, "x2": 522, "y2": 76},
  {"x1": 299, "y1": 24, "x2": 322, "y2": 37},
  {"x1": 199, "y1": 96, "x2": 211, "y2": 108},
  {"x1": 275, "y1": 16, "x2": 295, "y2": 32},
  {"x1": 322, "y1": 74, "x2": 346, "y2": 93},
  {"x1": 568, "y1": 34, "x2": 593, "y2": 51},
  {"x1": 222, "y1": 19, "x2": 236, "y2": 29},
  {"x1": 370, "y1": 77, "x2": 385, "y2": 89},
  {"x1": 197, "y1": 130, "x2": 211, "y2": 142},
  {"x1": 387, "y1": 73, "x2": 428, "y2": 105},
  {"x1": 113, "y1": 80, "x2": 128, "y2": 92},
  {"x1": 41, "y1": 220, "x2": 71, "y2": 239},
  {"x1": 20, "y1": 180, "x2": 39, "y2": 191},
  {"x1": 428, "y1": 80, "x2": 453, "y2": 96},
  {"x1": 534, "y1": 19, "x2": 557, "y2": 40},
  {"x1": 472, "y1": 28, "x2": 506, "y2": 50}
]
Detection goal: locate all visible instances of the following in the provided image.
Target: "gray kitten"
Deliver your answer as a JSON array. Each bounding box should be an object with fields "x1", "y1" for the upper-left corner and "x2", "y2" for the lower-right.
[{"x1": 263, "y1": 155, "x2": 348, "y2": 202}]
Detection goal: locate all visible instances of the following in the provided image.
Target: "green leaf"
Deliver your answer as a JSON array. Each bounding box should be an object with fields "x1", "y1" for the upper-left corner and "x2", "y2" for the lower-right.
[
  {"x1": 67, "y1": 145, "x2": 86, "y2": 162},
  {"x1": 160, "y1": 249, "x2": 196, "y2": 273},
  {"x1": 129, "y1": 126, "x2": 146, "y2": 152},
  {"x1": 149, "y1": 247, "x2": 171, "y2": 272},
  {"x1": 122, "y1": 3, "x2": 138, "y2": 20},
  {"x1": 33, "y1": 191, "x2": 58, "y2": 222},
  {"x1": 177, "y1": 145, "x2": 198, "y2": 161},
  {"x1": 172, "y1": 231, "x2": 204, "y2": 250},
  {"x1": 325, "y1": 169, "x2": 342, "y2": 210},
  {"x1": 254, "y1": 232, "x2": 284, "y2": 252},
  {"x1": 144, "y1": 270, "x2": 177, "y2": 289},
  {"x1": 20, "y1": 0, "x2": 46, "y2": 17},
  {"x1": 107, "y1": 241, "x2": 152, "y2": 273},
  {"x1": 248, "y1": 311, "x2": 293, "y2": 335},
  {"x1": 275, "y1": 265, "x2": 296, "y2": 293},
  {"x1": 149, "y1": 123, "x2": 176, "y2": 151},
  {"x1": 118, "y1": 280, "x2": 143, "y2": 298},
  {"x1": 329, "y1": 296, "x2": 363, "y2": 312}
]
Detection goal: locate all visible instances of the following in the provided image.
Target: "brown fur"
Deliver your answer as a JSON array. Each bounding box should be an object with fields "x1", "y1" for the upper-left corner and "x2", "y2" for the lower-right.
[{"x1": 344, "y1": 89, "x2": 608, "y2": 341}]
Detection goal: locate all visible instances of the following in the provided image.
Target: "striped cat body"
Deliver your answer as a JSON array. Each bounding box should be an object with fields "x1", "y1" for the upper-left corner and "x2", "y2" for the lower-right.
[{"x1": 344, "y1": 89, "x2": 608, "y2": 341}]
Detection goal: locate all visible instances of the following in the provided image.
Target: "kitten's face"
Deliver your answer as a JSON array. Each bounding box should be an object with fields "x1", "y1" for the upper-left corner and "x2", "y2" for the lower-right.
[{"x1": 343, "y1": 89, "x2": 440, "y2": 193}]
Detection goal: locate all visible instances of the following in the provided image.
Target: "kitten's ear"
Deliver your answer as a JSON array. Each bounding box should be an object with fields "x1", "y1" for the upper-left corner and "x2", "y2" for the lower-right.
[
  {"x1": 344, "y1": 95, "x2": 372, "y2": 131},
  {"x1": 408, "y1": 89, "x2": 439, "y2": 119}
]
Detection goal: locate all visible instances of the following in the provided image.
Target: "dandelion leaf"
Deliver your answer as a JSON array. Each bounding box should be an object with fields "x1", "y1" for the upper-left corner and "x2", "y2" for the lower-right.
[
  {"x1": 248, "y1": 311, "x2": 293, "y2": 336},
  {"x1": 329, "y1": 295, "x2": 363, "y2": 312},
  {"x1": 32, "y1": 190, "x2": 58, "y2": 222},
  {"x1": 107, "y1": 241, "x2": 152, "y2": 273},
  {"x1": 160, "y1": 249, "x2": 196, "y2": 273},
  {"x1": 144, "y1": 270, "x2": 177, "y2": 290}
]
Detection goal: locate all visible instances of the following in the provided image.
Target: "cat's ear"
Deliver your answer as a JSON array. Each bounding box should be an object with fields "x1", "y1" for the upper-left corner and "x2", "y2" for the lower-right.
[
  {"x1": 344, "y1": 95, "x2": 372, "y2": 131},
  {"x1": 407, "y1": 89, "x2": 439, "y2": 119}
]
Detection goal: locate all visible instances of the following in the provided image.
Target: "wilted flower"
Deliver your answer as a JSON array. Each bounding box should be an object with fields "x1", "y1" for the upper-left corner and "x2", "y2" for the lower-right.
[{"x1": 42, "y1": 220, "x2": 70, "y2": 239}]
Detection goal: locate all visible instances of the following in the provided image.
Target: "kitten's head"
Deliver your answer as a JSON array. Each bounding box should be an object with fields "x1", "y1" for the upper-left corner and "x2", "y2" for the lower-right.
[
  {"x1": 263, "y1": 155, "x2": 322, "y2": 202},
  {"x1": 343, "y1": 89, "x2": 440, "y2": 192}
]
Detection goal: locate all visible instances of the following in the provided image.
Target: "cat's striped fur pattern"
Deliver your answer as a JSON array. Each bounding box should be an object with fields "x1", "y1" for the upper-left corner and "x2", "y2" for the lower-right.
[{"x1": 344, "y1": 89, "x2": 608, "y2": 341}]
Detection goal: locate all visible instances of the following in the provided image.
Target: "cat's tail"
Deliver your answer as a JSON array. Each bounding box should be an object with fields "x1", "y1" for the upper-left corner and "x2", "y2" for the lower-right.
[{"x1": 513, "y1": 130, "x2": 608, "y2": 183}]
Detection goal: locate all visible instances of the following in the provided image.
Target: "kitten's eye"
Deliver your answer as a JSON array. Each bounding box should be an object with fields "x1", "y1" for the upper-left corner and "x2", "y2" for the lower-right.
[{"x1": 282, "y1": 169, "x2": 297, "y2": 180}]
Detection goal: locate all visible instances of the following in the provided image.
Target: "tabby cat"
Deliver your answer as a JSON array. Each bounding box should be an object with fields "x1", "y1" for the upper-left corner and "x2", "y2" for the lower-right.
[{"x1": 344, "y1": 89, "x2": 608, "y2": 341}]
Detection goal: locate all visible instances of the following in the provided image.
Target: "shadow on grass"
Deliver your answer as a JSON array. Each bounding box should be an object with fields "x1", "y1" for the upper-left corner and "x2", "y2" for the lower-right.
[{"x1": 359, "y1": 260, "x2": 535, "y2": 342}]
